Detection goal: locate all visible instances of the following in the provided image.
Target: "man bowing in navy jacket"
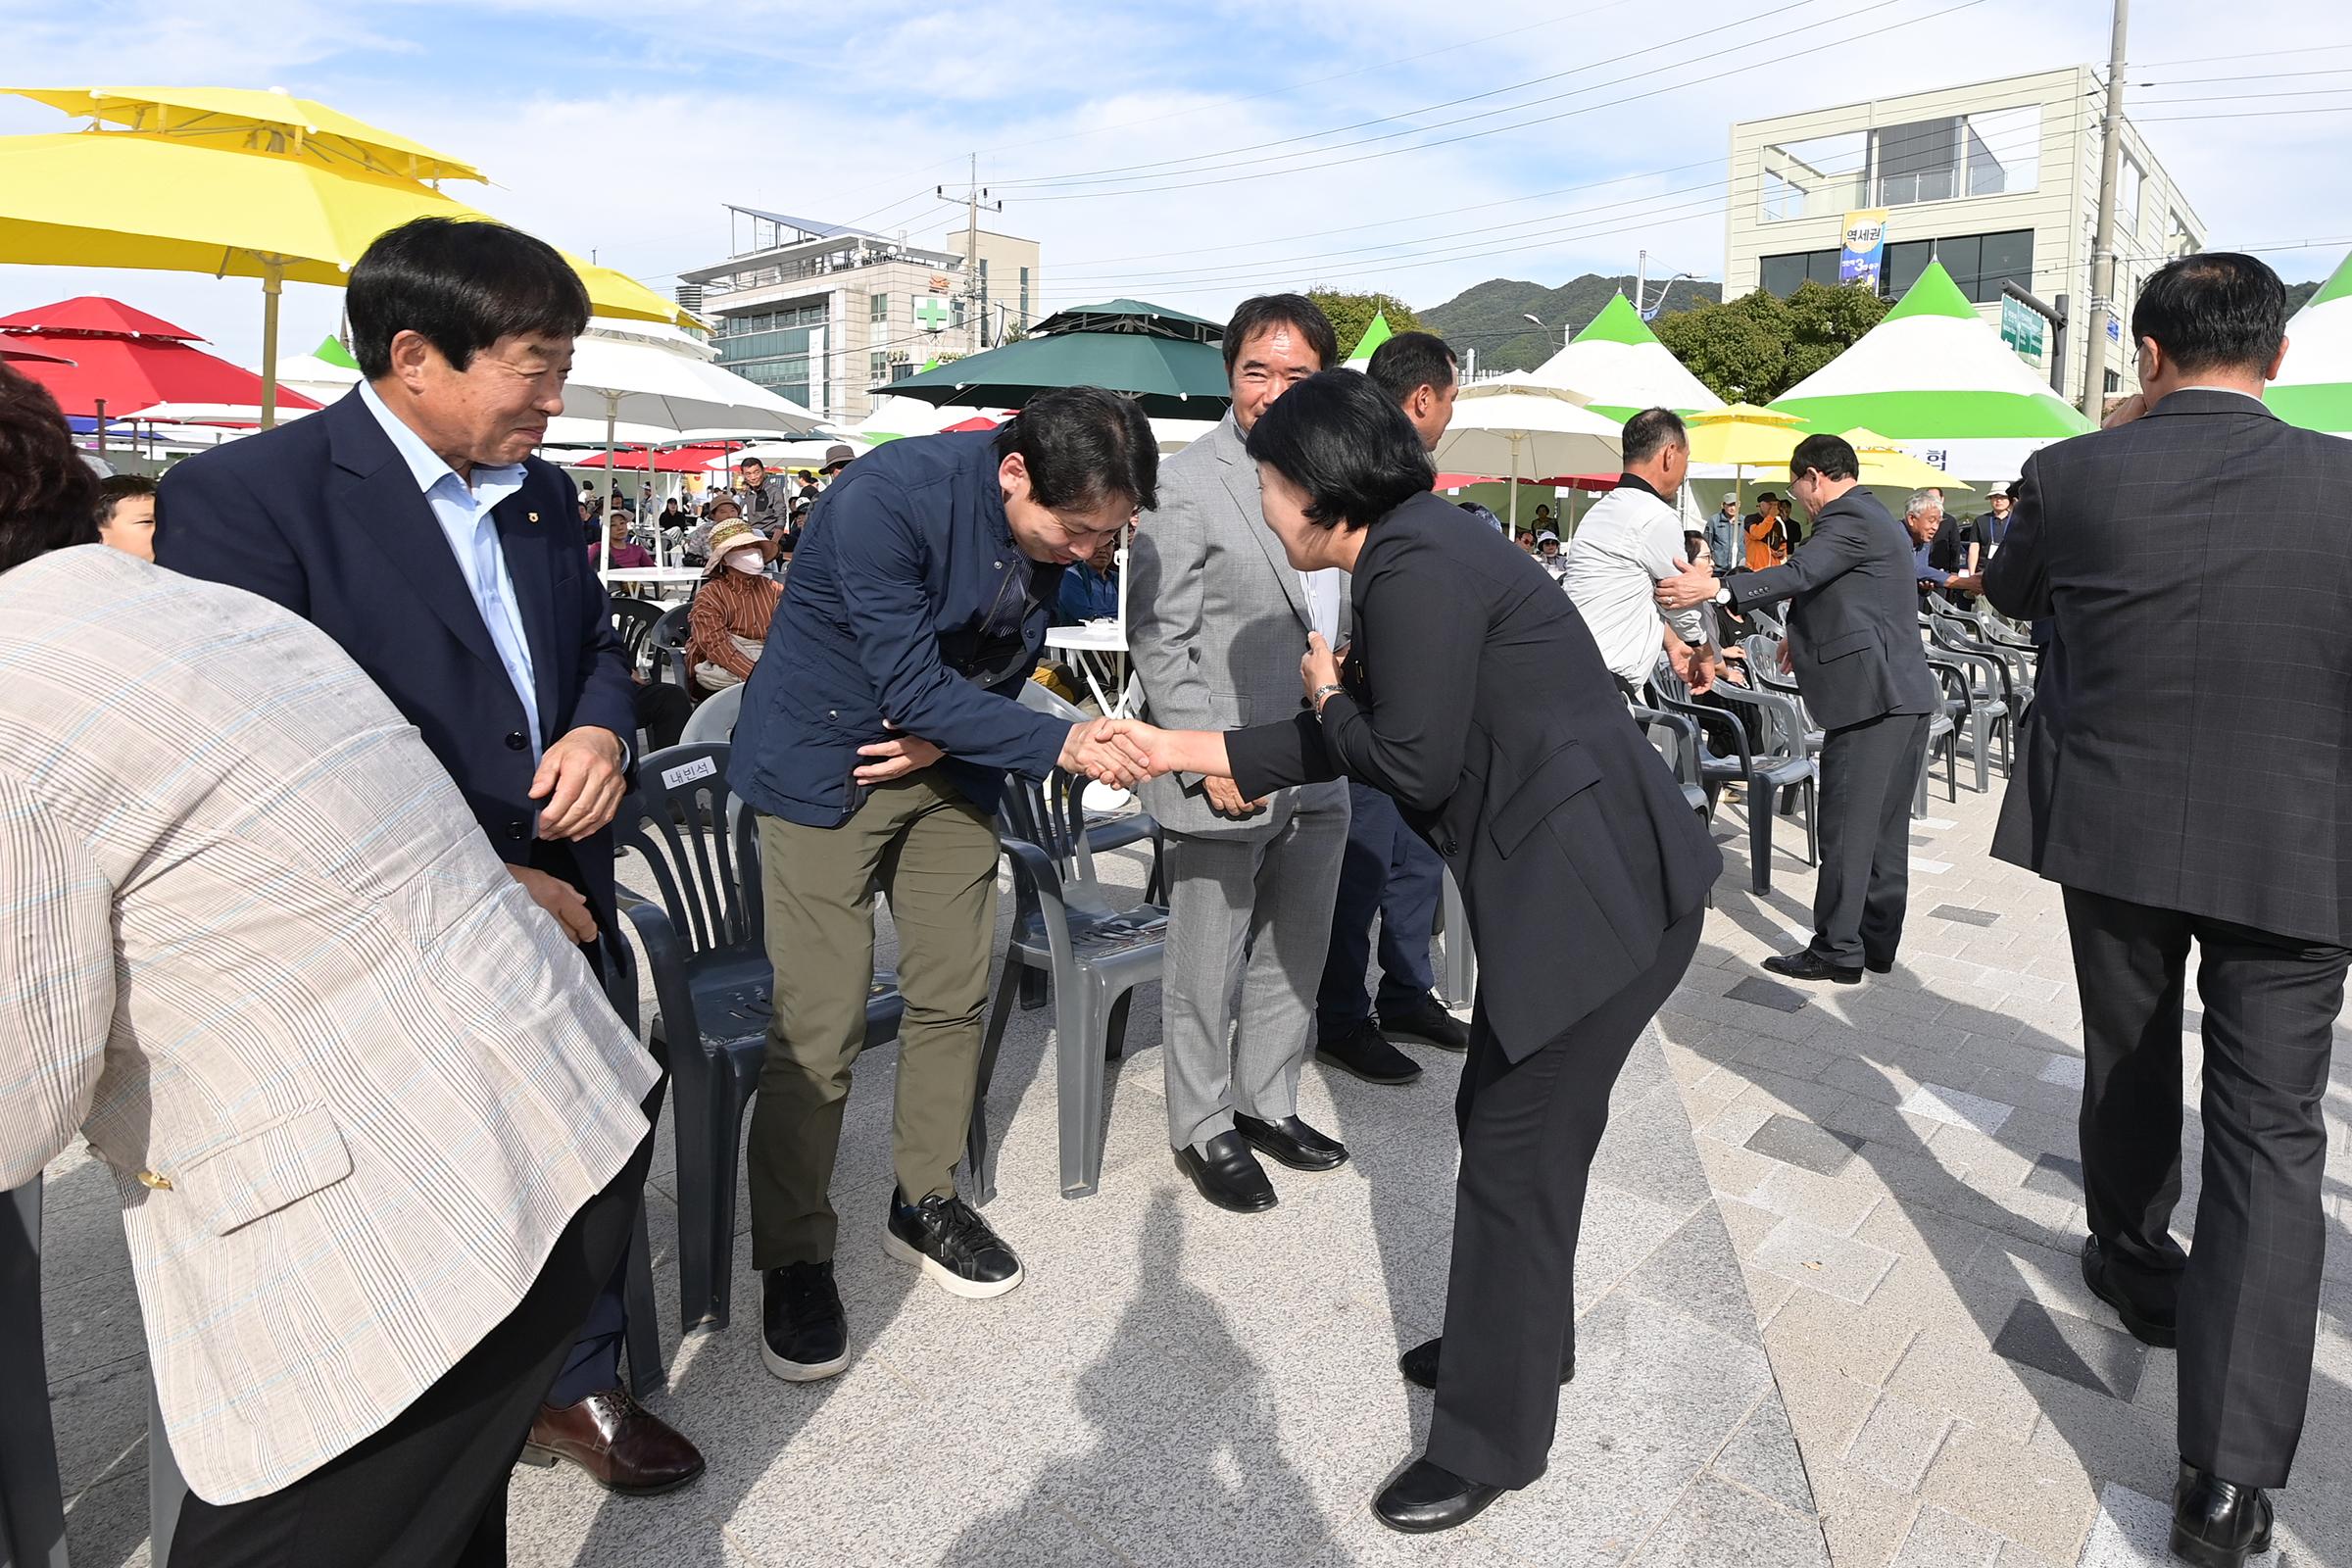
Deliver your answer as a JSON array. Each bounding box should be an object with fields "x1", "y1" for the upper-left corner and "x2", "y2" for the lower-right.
[{"x1": 157, "y1": 217, "x2": 703, "y2": 1498}]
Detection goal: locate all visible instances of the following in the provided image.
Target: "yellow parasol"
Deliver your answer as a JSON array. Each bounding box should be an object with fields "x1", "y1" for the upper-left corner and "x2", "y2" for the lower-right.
[
  {"x1": 1680, "y1": 403, "x2": 1808, "y2": 468},
  {"x1": 1839, "y1": 427, "x2": 1975, "y2": 492},
  {"x1": 0, "y1": 117, "x2": 693, "y2": 426},
  {"x1": 5, "y1": 85, "x2": 484, "y2": 183}
]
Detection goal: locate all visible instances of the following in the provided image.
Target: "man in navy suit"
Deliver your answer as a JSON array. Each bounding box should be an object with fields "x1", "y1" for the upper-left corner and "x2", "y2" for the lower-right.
[{"x1": 156, "y1": 218, "x2": 703, "y2": 1500}]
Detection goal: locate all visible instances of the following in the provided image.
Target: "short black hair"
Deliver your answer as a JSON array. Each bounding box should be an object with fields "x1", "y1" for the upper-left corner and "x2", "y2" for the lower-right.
[
  {"x1": 1243, "y1": 368, "x2": 1436, "y2": 533},
  {"x1": 1222, "y1": 294, "x2": 1338, "y2": 377},
  {"x1": 95, "y1": 472, "x2": 159, "y2": 526},
  {"x1": 2131, "y1": 252, "x2": 2287, "y2": 377},
  {"x1": 0, "y1": 366, "x2": 101, "y2": 573},
  {"x1": 1788, "y1": 434, "x2": 1859, "y2": 482},
  {"x1": 1622, "y1": 407, "x2": 1689, "y2": 467},
  {"x1": 1364, "y1": 330, "x2": 1457, "y2": 406},
  {"x1": 993, "y1": 386, "x2": 1159, "y2": 515},
  {"x1": 739, "y1": 457, "x2": 765, "y2": 470},
  {"x1": 347, "y1": 217, "x2": 591, "y2": 380}
]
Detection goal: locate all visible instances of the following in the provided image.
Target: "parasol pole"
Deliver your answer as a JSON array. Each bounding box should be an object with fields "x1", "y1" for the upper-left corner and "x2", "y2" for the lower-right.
[
  {"x1": 1509, "y1": 434, "x2": 1523, "y2": 537},
  {"x1": 600, "y1": 394, "x2": 619, "y2": 588},
  {"x1": 259, "y1": 260, "x2": 285, "y2": 430}
]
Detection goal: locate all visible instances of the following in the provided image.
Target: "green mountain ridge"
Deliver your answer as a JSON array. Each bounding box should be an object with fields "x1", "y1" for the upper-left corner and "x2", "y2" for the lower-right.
[{"x1": 1421, "y1": 273, "x2": 1723, "y2": 375}]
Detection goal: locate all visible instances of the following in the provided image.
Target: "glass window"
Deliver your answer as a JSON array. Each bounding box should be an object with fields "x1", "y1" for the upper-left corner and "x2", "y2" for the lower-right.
[
  {"x1": 2118, "y1": 154, "x2": 2143, "y2": 234},
  {"x1": 1963, "y1": 105, "x2": 2040, "y2": 197},
  {"x1": 869, "y1": 351, "x2": 890, "y2": 381},
  {"x1": 1761, "y1": 252, "x2": 1810, "y2": 297},
  {"x1": 1873, "y1": 118, "x2": 1961, "y2": 208},
  {"x1": 2168, "y1": 211, "x2": 2196, "y2": 258},
  {"x1": 1884, "y1": 239, "x2": 1934, "y2": 298},
  {"x1": 869, "y1": 292, "x2": 889, "y2": 323},
  {"x1": 1019, "y1": 266, "x2": 1031, "y2": 324},
  {"x1": 1756, "y1": 130, "x2": 1865, "y2": 222},
  {"x1": 1974, "y1": 229, "x2": 2034, "y2": 301},
  {"x1": 1806, "y1": 251, "x2": 1842, "y2": 287}
]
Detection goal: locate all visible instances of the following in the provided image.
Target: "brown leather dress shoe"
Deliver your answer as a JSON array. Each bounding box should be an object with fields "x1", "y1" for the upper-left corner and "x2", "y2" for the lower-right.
[{"x1": 519, "y1": 1388, "x2": 706, "y2": 1495}]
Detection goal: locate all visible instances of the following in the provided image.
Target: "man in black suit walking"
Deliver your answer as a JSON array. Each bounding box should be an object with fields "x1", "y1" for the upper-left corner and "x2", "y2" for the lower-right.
[
  {"x1": 1659, "y1": 434, "x2": 1939, "y2": 982},
  {"x1": 1984, "y1": 252, "x2": 2351, "y2": 1568}
]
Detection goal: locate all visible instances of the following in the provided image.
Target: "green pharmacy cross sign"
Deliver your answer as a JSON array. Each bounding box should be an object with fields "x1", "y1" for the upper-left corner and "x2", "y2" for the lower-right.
[{"x1": 915, "y1": 296, "x2": 950, "y2": 332}]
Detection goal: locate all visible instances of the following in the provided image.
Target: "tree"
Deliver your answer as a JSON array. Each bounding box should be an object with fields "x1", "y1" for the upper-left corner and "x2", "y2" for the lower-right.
[
  {"x1": 1306, "y1": 288, "x2": 1424, "y2": 360},
  {"x1": 1652, "y1": 281, "x2": 1889, "y2": 404}
]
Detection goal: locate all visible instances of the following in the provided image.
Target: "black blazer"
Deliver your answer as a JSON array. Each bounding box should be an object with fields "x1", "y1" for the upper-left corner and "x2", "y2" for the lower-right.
[
  {"x1": 156, "y1": 390, "x2": 638, "y2": 930},
  {"x1": 1727, "y1": 487, "x2": 1940, "y2": 730},
  {"x1": 1225, "y1": 491, "x2": 1721, "y2": 1061},
  {"x1": 1984, "y1": 388, "x2": 2352, "y2": 946}
]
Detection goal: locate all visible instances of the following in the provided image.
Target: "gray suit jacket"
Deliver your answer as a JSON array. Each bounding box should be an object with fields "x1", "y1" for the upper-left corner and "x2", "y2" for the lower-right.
[{"x1": 1128, "y1": 413, "x2": 1348, "y2": 838}]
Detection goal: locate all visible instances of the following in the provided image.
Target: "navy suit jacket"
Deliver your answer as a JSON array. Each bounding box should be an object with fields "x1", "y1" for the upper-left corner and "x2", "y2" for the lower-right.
[
  {"x1": 1727, "y1": 487, "x2": 1940, "y2": 731},
  {"x1": 731, "y1": 430, "x2": 1069, "y2": 828},
  {"x1": 154, "y1": 389, "x2": 637, "y2": 929}
]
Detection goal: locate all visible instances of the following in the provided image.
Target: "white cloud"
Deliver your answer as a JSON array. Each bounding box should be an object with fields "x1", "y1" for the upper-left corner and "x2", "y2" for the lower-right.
[{"x1": 1, "y1": 0, "x2": 2339, "y2": 368}]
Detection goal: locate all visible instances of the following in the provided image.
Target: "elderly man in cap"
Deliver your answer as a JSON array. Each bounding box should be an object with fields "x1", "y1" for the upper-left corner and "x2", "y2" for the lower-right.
[
  {"x1": 735, "y1": 456, "x2": 787, "y2": 534},
  {"x1": 1707, "y1": 490, "x2": 1743, "y2": 575},
  {"x1": 687, "y1": 514, "x2": 784, "y2": 694}
]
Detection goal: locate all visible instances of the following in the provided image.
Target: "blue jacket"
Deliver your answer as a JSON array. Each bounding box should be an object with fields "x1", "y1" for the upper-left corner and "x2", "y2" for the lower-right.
[
  {"x1": 1054, "y1": 561, "x2": 1119, "y2": 624},
  {"x1": 732, "y1": 431, "x2": 1069, "y2": 827},
  {"x1": 154, "y1": 390, "x2": 638, "y2": 928}
]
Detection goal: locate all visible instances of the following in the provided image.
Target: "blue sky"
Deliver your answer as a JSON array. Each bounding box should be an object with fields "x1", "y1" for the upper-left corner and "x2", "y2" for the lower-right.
[{"x1": 3, "y1": 0, "x2": 2344, "y2": 366}]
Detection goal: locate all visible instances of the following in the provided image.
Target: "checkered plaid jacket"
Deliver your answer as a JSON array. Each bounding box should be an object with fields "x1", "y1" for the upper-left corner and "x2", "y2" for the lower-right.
[{"x1": 0, "y1": 547, "x2": 658, "y2": 1504}]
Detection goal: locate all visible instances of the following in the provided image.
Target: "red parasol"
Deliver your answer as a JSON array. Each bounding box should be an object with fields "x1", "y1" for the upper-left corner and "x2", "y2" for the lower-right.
[{"x1": 0, "y1": 296, "x2": 321, "y2": 420}]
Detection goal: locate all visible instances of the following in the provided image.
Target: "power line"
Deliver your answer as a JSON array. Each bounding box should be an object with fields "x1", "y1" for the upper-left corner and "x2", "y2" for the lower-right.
[
  {"x1": 1010, "y1": 0, "x2": 1991, "y2": 203},
  {"x1": 985, "y1": 0, "x2": 1848, "y2": 192}
]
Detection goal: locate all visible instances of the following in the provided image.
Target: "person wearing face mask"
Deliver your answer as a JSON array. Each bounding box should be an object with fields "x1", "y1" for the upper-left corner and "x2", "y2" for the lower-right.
[{"x1": 686, "y1": 516, "x2": 783, "y2": 693}]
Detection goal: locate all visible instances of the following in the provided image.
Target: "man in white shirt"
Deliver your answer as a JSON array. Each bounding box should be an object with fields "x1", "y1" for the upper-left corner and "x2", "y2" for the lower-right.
[{"x1": 1559, "y1": 407, "x2": 1720, "y2": 699}]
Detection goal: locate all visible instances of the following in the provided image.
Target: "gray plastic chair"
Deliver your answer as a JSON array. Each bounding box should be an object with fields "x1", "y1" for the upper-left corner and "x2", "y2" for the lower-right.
[
  {"x1": 644, "y1": 604, "x2": 694, "y2": 690},
  {"x1": 612, "y1": 743, "x2": 906, "y2": 1332},
  {"x1": 678, "y1": 681, "x2": 743, "y2": 747},
  {"x1": 1, "y1": 1180, "x2": 71, "y2": 1568},
  {"x1": 1651, "y1": 660, "x2": 1818, "y2": 894},
  {"x1": 975, "y1": 763, "x2": 1169, "y2": 1202}
]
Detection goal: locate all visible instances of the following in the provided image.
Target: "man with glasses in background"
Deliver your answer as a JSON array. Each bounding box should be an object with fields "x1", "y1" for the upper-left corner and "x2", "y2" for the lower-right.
[{"x1": 729, "y1": 388, "x2": 1157, "y2": 1386}]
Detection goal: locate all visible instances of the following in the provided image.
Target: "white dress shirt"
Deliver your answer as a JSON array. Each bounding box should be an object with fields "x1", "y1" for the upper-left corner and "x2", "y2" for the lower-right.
[
  {"x1": 1298, "y1": 565, "x2": 1343, "y2": 644},
  {"x1": 1558, "y1": 474, "x2": 1712, "y2": 688},
  {"x1": 357, "y1": 381, "x2": 544, "y2": 756}
]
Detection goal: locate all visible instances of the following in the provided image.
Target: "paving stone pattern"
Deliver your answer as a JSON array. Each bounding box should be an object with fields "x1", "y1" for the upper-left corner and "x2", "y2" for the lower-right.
[{"x1": 32, "y1": 747, "x2": 2352, "y2": 1565}]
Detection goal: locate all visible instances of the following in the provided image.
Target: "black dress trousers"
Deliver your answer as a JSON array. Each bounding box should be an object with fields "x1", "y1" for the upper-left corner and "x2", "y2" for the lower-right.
[
  {"x1": 2063, "y1": 886, "x2": 2349, "y2": 1488},
  {"x1": 1425, "y1": 908, "x2": 1704, "y2": 1489},
  {"x1": 169, "y1": 1136, "x2": 654, "y2": 1568},
  {"x1": 1810, "y1": 711, "x2": 1931, "y2": 969}
]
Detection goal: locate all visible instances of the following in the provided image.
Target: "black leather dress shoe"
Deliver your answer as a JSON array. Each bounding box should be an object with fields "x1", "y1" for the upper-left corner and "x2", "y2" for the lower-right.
[
  {"x1": 1373, "y1": 1456, "x2": 1505, "y2": 1534},
  {"x1": 1761, "y1": 950, "x2": 1863, "y2": 985},
  {"x1": 2081, "y1": 1236, "x2": 2178, "y2": 1348},
  {"x1": 1234, "y1": 1113, "x2": 1348, "y2": 1172},
  {"x1": 1176, "y1": 1131, "x2": 1277, "y2": 1213},
  {"x1": 1398, "y1": 1336, "x2": 1572, "y2": 1391},
  {"x1": 1863, "y1": 955, "x2": 1895, "y2": 974},
  {"x1": 1378, "y1": 992, "x2": 1470, "y2": 1052},
  {"x1": 2171, "y1": 1461, "x2": 2273, "y2": 1568},
  {"x1": 1318, "y1": 1017, "x2": 1423, "y2": 1085}
]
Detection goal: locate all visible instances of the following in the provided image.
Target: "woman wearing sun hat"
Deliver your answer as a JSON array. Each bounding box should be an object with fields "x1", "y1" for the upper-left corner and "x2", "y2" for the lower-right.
[{"x1": 687, "y1": 516, "x2": 784, "y2": 694}]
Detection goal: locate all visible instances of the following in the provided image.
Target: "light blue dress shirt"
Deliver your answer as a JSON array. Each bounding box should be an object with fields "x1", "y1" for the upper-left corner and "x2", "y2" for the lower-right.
[{"x1": 357, "y1": 381, "x2": 544, "y2": 758}]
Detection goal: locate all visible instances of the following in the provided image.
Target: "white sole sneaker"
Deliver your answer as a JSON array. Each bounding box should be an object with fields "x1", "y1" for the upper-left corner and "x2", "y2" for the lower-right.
[
  {"x1": 760, "y1": 1339, "x2": 850, "y2": 1382},
  {"x1": 882, "y1": 1230, "x2": 1024, "y2": 1299}
]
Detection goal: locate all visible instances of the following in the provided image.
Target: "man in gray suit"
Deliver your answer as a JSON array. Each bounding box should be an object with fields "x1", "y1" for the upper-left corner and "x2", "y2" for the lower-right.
[{"x1": 1129, "y1": 294, "x2": 1353, "y2": 1213}]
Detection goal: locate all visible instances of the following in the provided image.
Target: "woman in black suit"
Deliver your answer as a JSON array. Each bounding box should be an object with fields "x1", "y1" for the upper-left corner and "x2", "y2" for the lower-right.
[{"x1": 1128, "y1": 370, "x2": 1721, "y2": 1534}]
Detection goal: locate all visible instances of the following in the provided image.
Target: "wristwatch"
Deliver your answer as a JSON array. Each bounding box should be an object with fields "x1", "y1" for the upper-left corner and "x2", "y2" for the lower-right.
[
  {"x1": 1312, "y1": 682, "x2": 1346, "y2": 712},
  {"x1": 1713, "y1": 584, "x2": 1734, "y2": 606}
]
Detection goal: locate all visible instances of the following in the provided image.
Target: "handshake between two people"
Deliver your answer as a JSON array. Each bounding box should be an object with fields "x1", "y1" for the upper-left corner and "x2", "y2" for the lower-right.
[{"x1": 849, "y1": 714, "x2": 1235, "y2": 795}]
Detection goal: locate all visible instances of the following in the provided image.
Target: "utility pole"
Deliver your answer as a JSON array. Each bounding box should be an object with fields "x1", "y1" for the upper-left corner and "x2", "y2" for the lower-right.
[
  {"x1": 2081, "y1": 0, "x2": 2130, "y2": 420},
  {"x1": 937, "y1": 154, "x2": 1002, "y2": 350}
]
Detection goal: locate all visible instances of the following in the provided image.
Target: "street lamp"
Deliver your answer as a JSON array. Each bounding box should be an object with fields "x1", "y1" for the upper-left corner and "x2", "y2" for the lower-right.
[
  {"x1": 1522, "y1": 312, "x2": 1569, "y2": 355},
  {"x1": 1637, "y1": 272, "x2": 1700, "y2": 319}
]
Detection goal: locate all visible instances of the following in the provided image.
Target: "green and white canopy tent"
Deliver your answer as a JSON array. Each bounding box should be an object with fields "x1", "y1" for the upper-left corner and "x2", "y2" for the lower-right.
[
  {"x1": 1769, "y1": 260, "x2": 2091, "y2": 478},
  {"x1": 1528, "y1": 292, "x2": 1716, "y2": 420},
  {"x1": 1343, "y1": 309, "x2": 1395, "y2": 368},
  {"x1": 2268, "y1": 249, "x2": 2352, "y2": 436}
]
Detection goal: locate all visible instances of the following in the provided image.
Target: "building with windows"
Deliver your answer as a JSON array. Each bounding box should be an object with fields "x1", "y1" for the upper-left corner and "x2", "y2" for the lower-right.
[
  {"x1": 676, "y1": 208, "x2": 1043, "y2": 423},
  {"x1": 1725, "y1": 68, "x2": 2203, "y2": 406}
]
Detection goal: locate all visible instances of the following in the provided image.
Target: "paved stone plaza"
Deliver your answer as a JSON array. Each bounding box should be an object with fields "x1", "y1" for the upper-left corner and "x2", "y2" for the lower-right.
[{"x1": 34, "y1": 762, "x2": 2352, "y2": 1566}]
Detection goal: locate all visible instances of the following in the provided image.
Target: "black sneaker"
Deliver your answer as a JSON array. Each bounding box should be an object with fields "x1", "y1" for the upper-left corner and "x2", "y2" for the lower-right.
[
  {"x1": 760, "y1": 1260, "x2": 848, "y2": 1382},
  {"x1": 1379, "y1": 991, "x2": 1470, "y2": 1053},
  {"x1": 884, "y1": 1189, "x2": 1024, "y2": 1299},
  {"x1": 1317, "y1": 1017, "x2": 1423, "y2": 1085}
]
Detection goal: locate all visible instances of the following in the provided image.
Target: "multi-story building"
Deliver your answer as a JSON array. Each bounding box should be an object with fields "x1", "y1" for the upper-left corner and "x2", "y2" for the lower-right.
[
  {"x1": 1725, "y1": 68, "x2": 2204, "y2": 407},
  {"x1": 676, "y1": 207, "x2": 1043, "y2": 423}
]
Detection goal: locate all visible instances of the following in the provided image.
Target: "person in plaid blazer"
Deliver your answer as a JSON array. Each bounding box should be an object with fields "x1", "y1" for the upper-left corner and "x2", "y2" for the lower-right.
[
  {"x1": 0, "y1": 365, "x2": 659, "y2": 1561},
  {"x1": 1985, "y1": 252, "x2": 2352, "y2": 1568}
]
